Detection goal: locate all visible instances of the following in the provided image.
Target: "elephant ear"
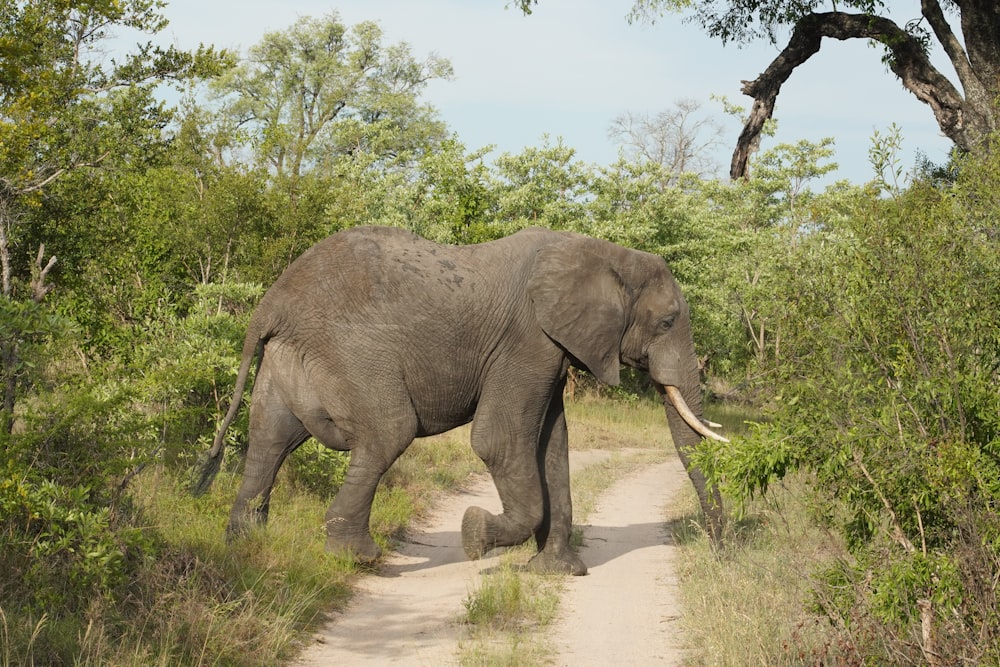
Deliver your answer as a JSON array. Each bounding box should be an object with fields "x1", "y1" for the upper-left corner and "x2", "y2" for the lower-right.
[{"x1": 527, "y1": 238, "x2": 626, "y2": 386}]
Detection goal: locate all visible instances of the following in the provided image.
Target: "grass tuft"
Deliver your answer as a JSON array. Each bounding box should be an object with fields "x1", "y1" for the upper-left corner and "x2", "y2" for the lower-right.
[
  {"x1": 463, "y1": 558, "x2": 559, "y2": 631},
  {"x1": 459, "y1": 547, "x2": 562, "y2": 667}
]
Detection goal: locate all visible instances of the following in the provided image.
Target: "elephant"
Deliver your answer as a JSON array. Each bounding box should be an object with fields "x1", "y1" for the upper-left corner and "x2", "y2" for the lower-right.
[{"x1": 195, "y1": 225, "x2": 727, "y2": 576}]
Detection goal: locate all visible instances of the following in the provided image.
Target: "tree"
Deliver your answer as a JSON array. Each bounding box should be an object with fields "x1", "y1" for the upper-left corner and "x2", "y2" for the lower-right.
[
  {"x1": 493, "y1": 137, "x2": 591, "y2": 228},
  {"x1": 686, "y1": 131, "x2": 1000, "y2": 665},
  {"x1": 518, "y1": 1, "x2": 1000, "y2": 179},
  {"x1": 608, "y1": 99, "x2": 724, "y2": 186},
  {"x1": 211, "y1": 13, "x2": 453, "y2": 190},
  {"x1": 0, "y1": 0, "x2": 227, "y2": 430}
]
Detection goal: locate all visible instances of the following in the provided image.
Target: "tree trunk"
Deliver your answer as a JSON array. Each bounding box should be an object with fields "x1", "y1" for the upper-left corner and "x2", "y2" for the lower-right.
[
  {"x1": 732, "y1": 3, "x2": 1000, "y2": 179},
  {"x1": 0, "y1": 196, "x2": 57, "y2": 434}
]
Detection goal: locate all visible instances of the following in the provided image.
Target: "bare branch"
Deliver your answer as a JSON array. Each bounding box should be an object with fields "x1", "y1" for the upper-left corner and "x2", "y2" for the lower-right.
[
  {"x1": 31, "y1": 244, "x2": 57, "y2": 303},
  {"x1": 853, "y1": 448, "x2": 916, "y2": 555},
  {"x1": 18, "y1": 152, "x2": 111, "y2": 194},
  {"x1": 732, "y1": 12, "x2": 965, "y2": 180}
]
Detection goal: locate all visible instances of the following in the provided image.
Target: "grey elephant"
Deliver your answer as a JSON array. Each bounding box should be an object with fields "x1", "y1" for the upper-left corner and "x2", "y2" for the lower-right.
[{"x1": 196, "y1": 225, "x2": 727, "y2": 575}]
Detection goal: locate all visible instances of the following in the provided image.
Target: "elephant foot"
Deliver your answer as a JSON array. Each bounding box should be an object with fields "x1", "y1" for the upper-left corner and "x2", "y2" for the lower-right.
[
  {"x1": 325, "y1": 518, "x2": 382, "y2": 564},
  {"x1": 527, "y1": 549, "x2": 588, "y2": 576},
  {"x1": 461, "y1": 506, "x2": 498, "y2": 560},
  {"x1": 225, "y1": 526, "x2": 244, "y2": 545},
  {"x1": 225, "y1": 512, "x2": 265, "y2": 544}
]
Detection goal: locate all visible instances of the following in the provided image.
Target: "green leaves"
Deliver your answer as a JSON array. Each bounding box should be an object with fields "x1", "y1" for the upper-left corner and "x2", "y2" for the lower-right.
[
  {"x1": 211, "y1": 13, "x2": 451, "y2": 182},
  {"x1": 714, "y1": 140, "x2": 1000, "y2": 658}
]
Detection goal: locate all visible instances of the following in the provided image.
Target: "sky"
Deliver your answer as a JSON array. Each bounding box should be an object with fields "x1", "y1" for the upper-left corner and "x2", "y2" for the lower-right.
[{"x1": 151, "y1": 0, "x2": 955, "y2": 184}]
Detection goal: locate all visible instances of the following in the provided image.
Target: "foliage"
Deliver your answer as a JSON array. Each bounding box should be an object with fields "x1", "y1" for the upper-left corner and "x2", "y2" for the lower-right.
[
  {"x1": 0, "y1": 373, "x2": 160, "y2": 663},
  {"x1": 210, "y1": 12, "x2": 452, "y2": 183},
  {"x1": 129, "y1": 282, "x2": 264, "y2": 463},
  {"x1": 285, "y1": 441, "x2": 350, "y2": 498},
  {"x1": 5, "y1": 1, "x2": 998, "y2": 663},
  {"x1": 697, "y1": 137, "x2": 1000, "y2": 662},
  {"x1": 627, "y1": 0, "x2": 889, "y2": 44},
  {"x1": 404, "y1": 139, "x2": 505, "y2": 244},
  {"x1": 0, "y1": 0, "x2": 231, "y2": 425},
  {"x1": 493, "y1": 136, "x2": 591, "y2": 229},
  {"x1": 523, "y1": 0, "x2": 1000, "y2": 181}
]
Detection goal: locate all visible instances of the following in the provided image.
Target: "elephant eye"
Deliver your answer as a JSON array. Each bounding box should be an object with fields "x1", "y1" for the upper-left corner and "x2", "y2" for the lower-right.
[{"x1": 658, "y1": 315, "x2": 677, "y2": 330}]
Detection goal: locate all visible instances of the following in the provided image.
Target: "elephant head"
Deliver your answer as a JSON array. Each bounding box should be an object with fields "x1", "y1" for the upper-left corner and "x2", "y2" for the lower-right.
[{"x1": 528, "y1": 235, "x2": 728, "y2": 542}]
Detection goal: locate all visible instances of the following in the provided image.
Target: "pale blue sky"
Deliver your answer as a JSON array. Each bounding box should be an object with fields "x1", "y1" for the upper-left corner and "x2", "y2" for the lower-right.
[{"x1": 154, "y1": 0, "x2": 954, "y2": 184}]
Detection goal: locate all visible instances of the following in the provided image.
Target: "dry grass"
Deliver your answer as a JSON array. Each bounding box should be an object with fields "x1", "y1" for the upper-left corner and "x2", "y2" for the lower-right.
[
  {"x1": 565, "y1": 394, "x2": 673, "y2": 453},
  {"x1": 668, "y1": 474, "x2": 848, "y2": 665}
]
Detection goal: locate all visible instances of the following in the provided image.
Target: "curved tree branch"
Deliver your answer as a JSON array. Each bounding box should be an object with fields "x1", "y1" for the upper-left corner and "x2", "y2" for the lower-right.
[
  {"x1": 921, "y1": 0, "x2": 974, "y2": 89},
  {"x1": 731, "y1": 11, "x2": 965, "y2": 180}
]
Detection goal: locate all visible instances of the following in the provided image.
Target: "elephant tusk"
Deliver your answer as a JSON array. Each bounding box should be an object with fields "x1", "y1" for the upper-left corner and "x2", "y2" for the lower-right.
[
  {"x1": 702, "y1": 418, "x2": 723, "y2": 429},
  {"x1": 663, "y1": 385, "x2": 730, "y2": 443}
]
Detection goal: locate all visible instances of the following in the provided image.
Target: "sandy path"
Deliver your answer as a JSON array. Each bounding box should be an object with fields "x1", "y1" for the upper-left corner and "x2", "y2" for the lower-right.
[
  {"x1": 294, "y1": 472, "x2": 503, "y2": 667},
  {"x1": 551, "y1": 457, "x2": 689, "y2": 666},
  {"x1": 294, "y1": 450, "x2": 688, "y2": 666}
]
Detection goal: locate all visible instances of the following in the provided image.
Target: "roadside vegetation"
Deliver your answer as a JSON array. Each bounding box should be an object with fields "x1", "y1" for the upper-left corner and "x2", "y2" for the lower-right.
[{"x1": 2, "y1": 3, "x2": 998, "y2": 666}]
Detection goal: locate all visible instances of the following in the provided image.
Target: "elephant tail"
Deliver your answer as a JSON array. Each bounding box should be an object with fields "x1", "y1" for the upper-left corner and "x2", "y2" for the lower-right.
[{"x1": 191, "y1": 319, "x2": 268, "y2": 496}]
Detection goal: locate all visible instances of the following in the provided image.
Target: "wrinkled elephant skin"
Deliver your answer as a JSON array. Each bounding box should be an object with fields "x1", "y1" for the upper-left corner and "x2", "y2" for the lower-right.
[{"x1": 197, "y1": 226, "x2": 721, "y2": 575}]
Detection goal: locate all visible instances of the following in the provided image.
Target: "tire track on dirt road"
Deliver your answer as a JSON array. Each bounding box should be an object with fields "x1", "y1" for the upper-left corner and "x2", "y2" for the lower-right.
[
  {"x1": 293, "y1": 450, "x2": 688, "y2": 666},
  {"x1": 551, "y1": 457, "x2": 689, "y2": 666}
]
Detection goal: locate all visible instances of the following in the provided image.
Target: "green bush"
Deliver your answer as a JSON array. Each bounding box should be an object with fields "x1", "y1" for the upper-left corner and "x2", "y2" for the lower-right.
[
  {"x1": 129, "y1": 282, "x2": 263, "y2": 465},
  {"x1": 0, "y1": 382, "x2": 161, "y2": 664},
  {"x1": 697, "y1": 141, "x2": 1000, "y2": 663},
  {"x1": 285, "y1": 440, "x2": 350, "y2": 498}
]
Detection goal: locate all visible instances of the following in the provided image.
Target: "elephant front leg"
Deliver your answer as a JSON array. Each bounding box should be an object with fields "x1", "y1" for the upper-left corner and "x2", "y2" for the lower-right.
[
  {"x1": 462, "y1": 413, "x2": 546, "y2": 561},
  {"x1": 527, "y1": 392, "x2": 587, "y2": 576},
  {"x1": 462, "y1": 389, "x2": 586, "y2": 575}
]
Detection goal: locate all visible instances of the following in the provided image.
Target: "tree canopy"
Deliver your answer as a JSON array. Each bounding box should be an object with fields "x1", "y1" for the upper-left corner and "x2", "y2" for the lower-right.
[{"x1": 517, "y1": 0, "x2": 1000, "y2": 178}]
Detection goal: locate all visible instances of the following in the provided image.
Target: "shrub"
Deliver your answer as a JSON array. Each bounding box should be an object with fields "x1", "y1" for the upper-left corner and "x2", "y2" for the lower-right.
[
  {"x1": 285, "y1": 440, "x2": 350, "y2": 498},
  {"x1": 697, "y1": 141, "x2": 1000, "y2": 663}
]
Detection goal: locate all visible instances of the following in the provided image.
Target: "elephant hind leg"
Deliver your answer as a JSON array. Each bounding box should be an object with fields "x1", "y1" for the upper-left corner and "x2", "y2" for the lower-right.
[
  {"x1": 323, "y1": 429, "x2": 414, "y2": 563},
  {"x1": 228, "y1": 401, "x2": 309, "y2": 540}
]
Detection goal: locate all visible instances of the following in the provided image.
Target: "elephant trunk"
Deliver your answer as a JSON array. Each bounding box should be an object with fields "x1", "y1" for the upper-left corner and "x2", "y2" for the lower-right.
[{"x1": 657, "y1": 382, "x2": 727, "y2": 545}]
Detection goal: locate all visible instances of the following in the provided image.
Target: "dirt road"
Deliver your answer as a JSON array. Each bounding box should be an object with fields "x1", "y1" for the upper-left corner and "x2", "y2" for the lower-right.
[{"x1": 294, "y1": 450, "x2": 689, "y2": 666}]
